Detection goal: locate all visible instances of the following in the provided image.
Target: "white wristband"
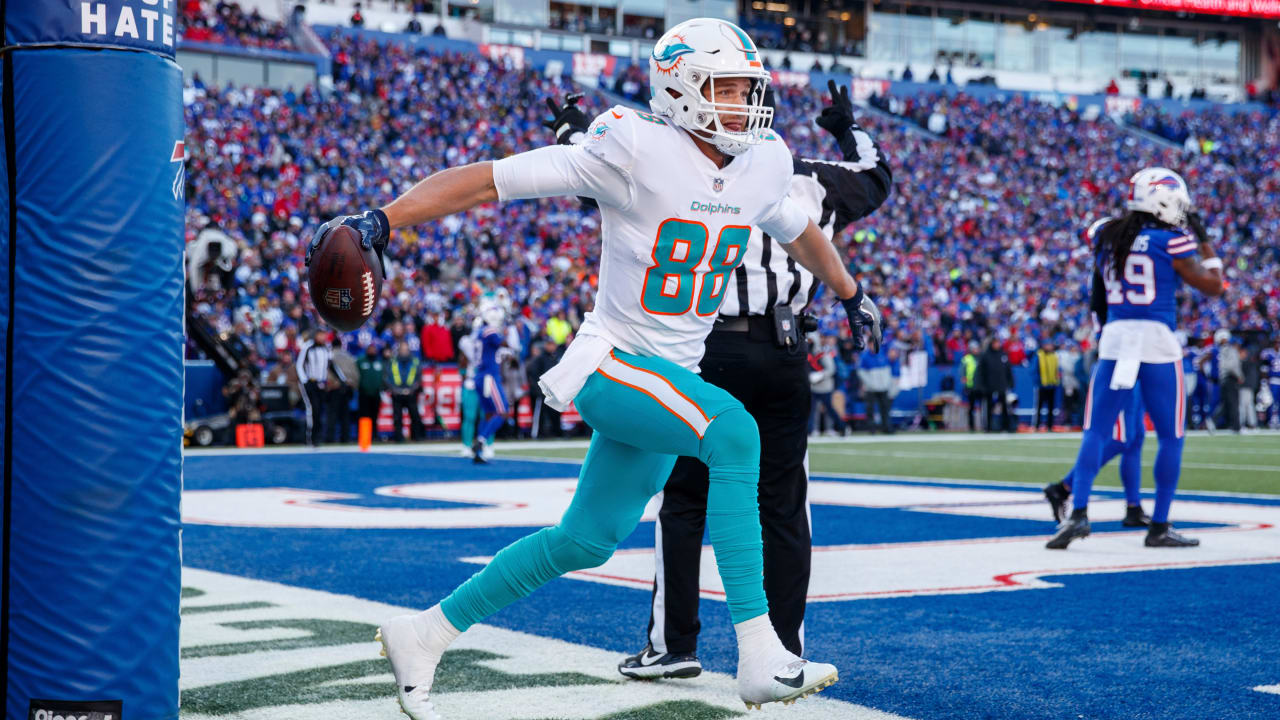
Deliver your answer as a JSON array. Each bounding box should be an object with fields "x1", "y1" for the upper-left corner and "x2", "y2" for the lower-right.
[{"x1": 1201, "y1": 257, "x2": 1223, "y2": 270}]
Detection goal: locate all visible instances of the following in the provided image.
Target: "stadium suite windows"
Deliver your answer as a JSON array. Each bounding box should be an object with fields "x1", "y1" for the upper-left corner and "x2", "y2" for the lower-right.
[{"x1": 862, "y1": 0, "x2": 1246, "y2": 85}]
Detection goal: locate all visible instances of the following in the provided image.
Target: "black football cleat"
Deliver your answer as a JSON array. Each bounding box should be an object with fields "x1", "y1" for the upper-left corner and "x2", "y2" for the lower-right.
[
  {"x1": 1044, "y1": 482, "x2": 1071, "y2": 523},
  {"x1": 618, "y1": 644, "x2": 702, "y2": 680},
  {"x1": 1046, "y1": 514, "x2": 1090, "y2": 549},
  {"x1": 1122, "y1": 505, "x2": 1151, "y2": 527},
  {"x1": 471, "y1": 439, "x2": 487, "y2": 464},
  {"x1": 1145, "y1": 522, "x2": 1200, "y2": 547}
]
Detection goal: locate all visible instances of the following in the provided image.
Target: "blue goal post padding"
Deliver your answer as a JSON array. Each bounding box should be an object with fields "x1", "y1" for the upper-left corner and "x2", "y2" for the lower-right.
[{"x1": 2, "y1": 14, "x2": 185, "y2": 718}]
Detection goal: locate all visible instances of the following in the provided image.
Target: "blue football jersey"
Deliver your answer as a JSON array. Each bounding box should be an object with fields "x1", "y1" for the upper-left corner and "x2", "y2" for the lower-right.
[
  {"x1": 1091, "y1": 221, "x2": 1196, "y2": 330},
  {"x1": 1261, "y1": 347, "x2": 1280, "y2": 379},
  {"x1": 477, "y1": 326, "x2": 505, "y2": 377}
]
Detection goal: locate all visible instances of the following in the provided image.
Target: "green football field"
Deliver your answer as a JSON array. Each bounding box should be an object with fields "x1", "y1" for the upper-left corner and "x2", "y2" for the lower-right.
[{"x1": 496, "y1": 432, "x2": 1280, "y2": 495}]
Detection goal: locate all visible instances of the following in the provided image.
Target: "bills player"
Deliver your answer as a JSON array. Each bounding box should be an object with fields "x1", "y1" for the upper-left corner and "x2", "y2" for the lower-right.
[
  {"x1": 1047, "y1": 168, "x2": 1223, "y2": 550},
  {"x1": 455, "y1": 328, "x2": 482, "y2": 457},
  {"x1": 308, "y1": 18, "x2": 881, "y2": 718},
  {"x1": 470, "y1": 298, "x2": 514, "y2": 463},
  {"x1": 1261, "y1": 336, "x2": 1280, "y2": 428}
]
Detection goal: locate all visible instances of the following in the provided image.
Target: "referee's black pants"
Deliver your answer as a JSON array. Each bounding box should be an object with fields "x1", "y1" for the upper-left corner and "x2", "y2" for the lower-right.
[
  {"x1": 644, "y1": 326, "x2": 812, "y2": 657},
  {"x1": 301, "y1": 381, "x2": 326, "y2": 447}
]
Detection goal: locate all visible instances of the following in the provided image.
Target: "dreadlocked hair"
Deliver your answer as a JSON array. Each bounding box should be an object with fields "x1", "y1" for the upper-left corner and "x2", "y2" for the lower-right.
[{"x1": 1096, "y1": 211, "x2": 1160, "y2": 280}]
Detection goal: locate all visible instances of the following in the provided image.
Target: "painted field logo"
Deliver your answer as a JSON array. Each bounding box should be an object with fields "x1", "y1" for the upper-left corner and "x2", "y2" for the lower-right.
[
  {"x1": 178, "y1": 568, "x2": 871, "y2": 720},
  {"x1": 325, "y1": 287, "x2": 353, "y2": 310},
  {"x1": 28, "y1": 698, "x2": 121, "y2": 720}
]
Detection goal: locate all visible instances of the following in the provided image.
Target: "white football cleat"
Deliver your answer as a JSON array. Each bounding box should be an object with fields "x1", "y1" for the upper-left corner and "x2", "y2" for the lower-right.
[
  {"x1": 377, "y1": 614, "x2": 444, "y2": 720},
  {"x1": 738, "y1": 653, "x2": 838, "y2": 710}
]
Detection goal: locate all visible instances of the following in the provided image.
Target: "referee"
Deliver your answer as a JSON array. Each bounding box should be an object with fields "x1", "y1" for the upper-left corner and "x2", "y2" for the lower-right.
[
  {"x1": 296, "y1": 329, "x2": 332, "y2": 447},
  {"x1": 544, "y1": 80, "x2": 892, "y2": 675}
]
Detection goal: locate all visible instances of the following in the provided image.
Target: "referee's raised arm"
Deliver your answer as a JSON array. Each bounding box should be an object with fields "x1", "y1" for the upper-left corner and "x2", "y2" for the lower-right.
[{"x1": 797, "y1": 78, "x2": 894, "y2": 237}]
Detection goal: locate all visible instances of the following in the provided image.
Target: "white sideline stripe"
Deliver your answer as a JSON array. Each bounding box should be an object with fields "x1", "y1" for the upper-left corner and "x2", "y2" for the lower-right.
[
  {"x1": 597, "y1": 354, "x2": 711, "y2": 438},
  {"x1": 1254, "y1": 684, "x2": 1280, "y2": 695},
  {"x1": 819, "y1": 447, "x2": 1280, "y2": 473}
]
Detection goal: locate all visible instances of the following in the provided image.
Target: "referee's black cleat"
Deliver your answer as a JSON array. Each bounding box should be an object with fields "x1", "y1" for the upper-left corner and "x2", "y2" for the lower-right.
[
  {"x1": 618, "y1": 644, "x2": 702, "y2": 680},
  {"x1": 1122, "y1": 505, "x2": 1151, "y2": 527},
  {"x1": 1145, "y1": 522, "x2": 1200, "y2": 547},
  {"x1": 1046, "y1": 512, "x2": 1090, "y2": 549},
  {"x1": 1043, "y1": 481, "x2": 1070, "y2": 523}
]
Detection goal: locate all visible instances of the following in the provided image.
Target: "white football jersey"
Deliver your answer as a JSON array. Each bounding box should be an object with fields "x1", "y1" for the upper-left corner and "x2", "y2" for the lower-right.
[{"x1": 573, "y1": 105, "x2": 803, "y2": 370}]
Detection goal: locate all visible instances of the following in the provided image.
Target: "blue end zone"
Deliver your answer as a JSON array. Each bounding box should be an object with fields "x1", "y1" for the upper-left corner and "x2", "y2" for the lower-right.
[{"x1": 183, "y1": 452, "x2": 1280, "y2": 720}]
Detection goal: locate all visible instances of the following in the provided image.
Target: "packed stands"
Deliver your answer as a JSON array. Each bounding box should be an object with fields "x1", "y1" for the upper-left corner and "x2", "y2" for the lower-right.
[{"x1": 181, "y1": 0, "x2": 296, "y2": 50}]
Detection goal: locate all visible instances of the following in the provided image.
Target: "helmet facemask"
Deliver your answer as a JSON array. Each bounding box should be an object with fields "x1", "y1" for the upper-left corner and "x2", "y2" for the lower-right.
[{"x1": 679, "y1": 71, "x2": 773, "y2": 156}]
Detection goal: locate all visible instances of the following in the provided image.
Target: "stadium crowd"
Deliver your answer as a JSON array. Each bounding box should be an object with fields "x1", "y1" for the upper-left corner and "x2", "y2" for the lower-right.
[
  {"x1": 180, "y1": 0, "x2": 296, "y2": 50},
  {"x1": 183, "y1": 26, "x2": 1280, "y2": 439}
]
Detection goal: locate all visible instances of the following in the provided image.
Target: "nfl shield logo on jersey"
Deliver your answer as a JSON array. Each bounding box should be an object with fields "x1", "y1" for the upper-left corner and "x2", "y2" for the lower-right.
[{"x1": 712, "y1": 177, "x2": 724, "y2": 193}]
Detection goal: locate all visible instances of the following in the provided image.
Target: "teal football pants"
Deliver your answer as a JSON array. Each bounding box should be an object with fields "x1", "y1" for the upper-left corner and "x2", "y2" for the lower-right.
[
  {"x1": 459, "y1": 383, "x2": 479, "y2": 447},
  {"x1": 441, "y1": 350, "x2": 767, "y2": 630}
]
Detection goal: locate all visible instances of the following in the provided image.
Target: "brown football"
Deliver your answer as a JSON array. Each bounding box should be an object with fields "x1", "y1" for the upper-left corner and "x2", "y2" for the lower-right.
[{"x1": 306, "y1": 224, "x2": 384, "y2": 332}]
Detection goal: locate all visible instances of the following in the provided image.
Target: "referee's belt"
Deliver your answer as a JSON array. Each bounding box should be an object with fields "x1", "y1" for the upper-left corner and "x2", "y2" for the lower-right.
[
  {"x1": 713, "y1": 310, "x2": 816, "y2": 350},
  {"x1": 713, "y1": 312, "x2": 815, "y2": 333}
]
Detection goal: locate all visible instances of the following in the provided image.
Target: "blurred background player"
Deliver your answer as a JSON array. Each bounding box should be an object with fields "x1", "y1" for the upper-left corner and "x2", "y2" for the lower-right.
[
  {"x1": 1263, "y1": 337, "x2": 1280, "y2": 428},
  {"x1": 1047, "y1": 168, "x2": 1223, "y2": 550},
  {"x1": 1044, "y1": 385, "x2": 1150, "y2": 527},
  {"x1": 312, "y1": 18, "x2": 884, "y2": 717},
  {"x1": 546, "y1": 78, "x2": 891, "y2": 676},
  {"x1": 456, "y1": 328, "x2": 482, "y2": 456},
  {"x1": 471, "y1": 298, "x2": 515, "y2": 463}
]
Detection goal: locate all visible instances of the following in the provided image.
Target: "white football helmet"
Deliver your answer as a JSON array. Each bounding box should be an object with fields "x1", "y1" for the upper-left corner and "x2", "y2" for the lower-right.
[
  {"x1": 480, "y1": 299, "x2": 506, "y2": 328},
  {"x1": 1126, "y1": 167, "x2": 1192, "y2": 227},
  {"x1": 648, "y1": 18, "x2": 772, "y2": 156}
]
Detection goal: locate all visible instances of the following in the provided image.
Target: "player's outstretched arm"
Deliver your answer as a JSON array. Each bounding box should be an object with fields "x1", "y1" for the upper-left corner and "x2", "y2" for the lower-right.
[
  {"x1": 383, "y1": 162, "x2": 499, "y2": 230},
  {"x1": 305, "y1": 162, "x2": 499, "y2": 269},
  {"x1": 783, "y1": 220, "x2": 883, "y2": 351}
]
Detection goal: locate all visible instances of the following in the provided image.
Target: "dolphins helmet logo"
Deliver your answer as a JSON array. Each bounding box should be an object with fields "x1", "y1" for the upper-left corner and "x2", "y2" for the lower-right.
[{"x1": 652, "y1": 34, "x2": 694, "y2": 75}]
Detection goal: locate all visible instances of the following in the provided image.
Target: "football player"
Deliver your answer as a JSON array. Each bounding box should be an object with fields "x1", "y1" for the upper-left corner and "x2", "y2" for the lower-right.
[
  {"x1": 543, "y1": 80, "x2": 892, "y2": 679},
  {"x1": 1047, "y1": 168, "x2": 1223, "y2": 550},
  {"x1": 470, "y1": 298, "x2": 513, "y2": 463},
  {"x1": 309, "y1": 18, "x2": 880, "y2": 719},
  {"x1": 1261, "y1": 336, "x2": 1280, "y2": 428}
]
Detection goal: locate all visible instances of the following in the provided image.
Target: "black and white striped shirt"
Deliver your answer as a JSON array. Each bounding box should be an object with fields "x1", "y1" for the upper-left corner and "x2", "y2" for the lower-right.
[
  {"x1": 296, "y1": 339, "x2": 332, "y2": 385},
  {"x1": 719, "y1": 128, "x2": 891, "y2": 317}
]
